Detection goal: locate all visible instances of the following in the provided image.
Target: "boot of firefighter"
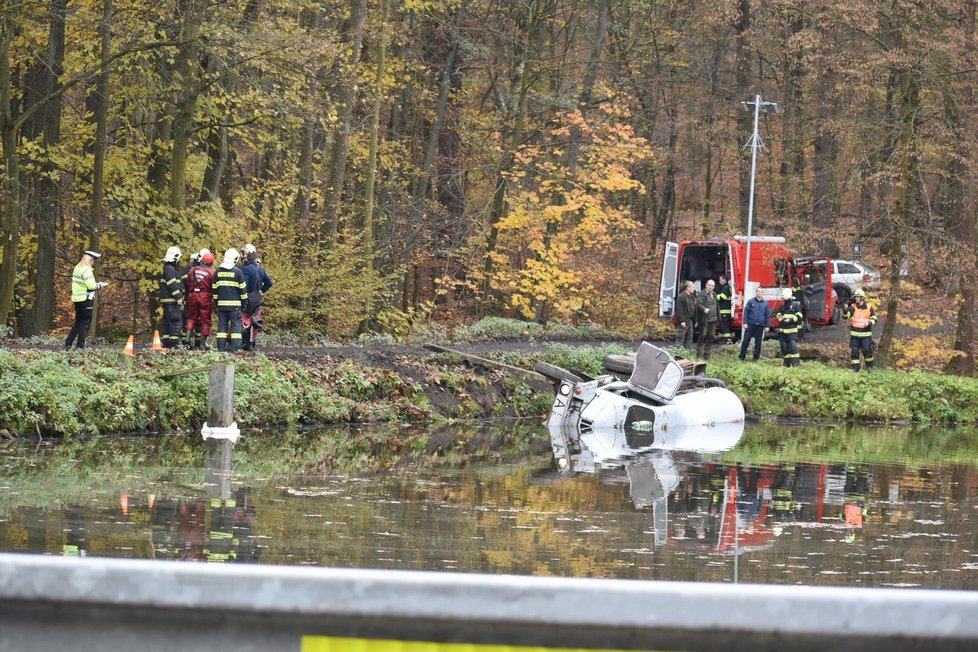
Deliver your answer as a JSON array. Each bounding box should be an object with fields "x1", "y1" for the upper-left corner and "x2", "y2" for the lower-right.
[{"x1": 197, "y1": 336, "x2": 209, "y2": 351}]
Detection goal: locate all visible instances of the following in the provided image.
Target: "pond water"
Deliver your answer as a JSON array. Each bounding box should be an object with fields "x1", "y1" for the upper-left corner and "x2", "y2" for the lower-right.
[{"x1": 2, "y1": 421, "x2": 978, "y2": 589}]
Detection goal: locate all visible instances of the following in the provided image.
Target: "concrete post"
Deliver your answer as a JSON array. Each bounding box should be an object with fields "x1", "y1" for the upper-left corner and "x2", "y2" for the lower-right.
[{"x1": 201, "y1": 363, "x2": 239, "y2": 442}]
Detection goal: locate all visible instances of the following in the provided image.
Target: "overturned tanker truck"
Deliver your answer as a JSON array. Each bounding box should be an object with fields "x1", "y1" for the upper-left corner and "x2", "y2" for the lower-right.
[{"x1": 535, "y1": 342, "x2": 745, "y2": 441}]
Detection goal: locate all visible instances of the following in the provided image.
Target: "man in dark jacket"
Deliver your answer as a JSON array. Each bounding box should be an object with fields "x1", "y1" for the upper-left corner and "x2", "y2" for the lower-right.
[
  {"x1": 739, "y1": 286, "x2": 771, "y2": 362},
  {"x1": 159, "y1": 246, "x2": 184, "y2": 349},
  {"x1": 240, "y1": 244, "x2": 273, "y2": 351},
  {"x1": 696, "y1": 279, "x2": 718, "y2": 359},
  {"x1": 675, "y1": 281, "x2": 697, "y2": 350},
  {"x1": 773, "y1": 287, "x2": 804, "y2": 367}
]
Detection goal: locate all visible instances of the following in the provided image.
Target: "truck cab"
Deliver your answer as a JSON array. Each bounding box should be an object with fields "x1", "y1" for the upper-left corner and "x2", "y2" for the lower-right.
[{"x1": 659, "y1": 236, "x2": 838, "y2": 338}]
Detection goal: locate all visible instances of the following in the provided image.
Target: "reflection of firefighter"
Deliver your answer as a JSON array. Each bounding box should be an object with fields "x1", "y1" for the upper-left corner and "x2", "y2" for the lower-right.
[
  {"x1": 205, "y1": 496, "x2": 237, "y2": 563},
  {"x1": 179, "y1": 500, "x2": 207, "y2": 561},
  {"x1": 63, "y1": 506, "x2": 87, "y2": 557},
  {"x1": 201, "y1": 488, "x2": 259, "y2": 563},
  {"x1": 151, "y1": 497, "x2": 183, "y2": 560},
  {"x1": 231, "y1": 488, "x2": 260, "y2": 563},
  {"x1": 771, "y1": 467, "x2": 797, "y2": 521},
  {"x1": 844, "y1": 465, "x2": 871, "y2": 540}
]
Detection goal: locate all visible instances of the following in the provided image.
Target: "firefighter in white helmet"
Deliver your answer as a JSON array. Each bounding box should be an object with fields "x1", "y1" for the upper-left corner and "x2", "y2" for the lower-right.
[
  {"x1": 212, "y1": 248, "x2": 247, "y2": 352},
  {"x1": 158, "y1": 246, "x2": 184, "y2": 349}
]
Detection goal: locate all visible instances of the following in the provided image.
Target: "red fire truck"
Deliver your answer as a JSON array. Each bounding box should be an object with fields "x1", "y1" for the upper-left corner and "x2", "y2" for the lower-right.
[{"x1": 658, "y1": 235, "x2": 840, "y2": 337}]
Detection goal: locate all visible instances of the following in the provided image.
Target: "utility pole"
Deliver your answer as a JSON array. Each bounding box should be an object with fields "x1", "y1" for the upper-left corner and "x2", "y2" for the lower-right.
[{"x1": 740, "y1": 95, "x2": 780, "y2": 303}]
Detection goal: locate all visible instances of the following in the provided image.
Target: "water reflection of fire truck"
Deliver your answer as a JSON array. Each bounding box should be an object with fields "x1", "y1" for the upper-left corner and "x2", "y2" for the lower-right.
[{"x1": 664, "y1": 462, "x2": 874, "y2": 552}]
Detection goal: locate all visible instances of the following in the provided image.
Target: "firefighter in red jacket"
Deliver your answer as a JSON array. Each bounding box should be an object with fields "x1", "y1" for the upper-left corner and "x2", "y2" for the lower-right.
[
  {"x1": 185, "y1": 251, "x2": 216, "y2": 349},
  {"x1": 842, "y1": 289, "x2": 877, "y2": 372}
]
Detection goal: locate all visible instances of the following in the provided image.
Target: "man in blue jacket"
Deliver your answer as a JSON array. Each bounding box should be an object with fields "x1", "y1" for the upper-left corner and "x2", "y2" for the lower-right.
[
  {"x1": 239, "y1": 243, "x2": 273, "y2": 351},
  {"x1": 738, "y1": 286, "x2": 771, "y2": 362}
]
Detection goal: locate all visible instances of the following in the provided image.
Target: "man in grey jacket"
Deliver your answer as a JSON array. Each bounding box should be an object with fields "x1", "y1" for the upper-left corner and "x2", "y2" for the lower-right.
[
  {"x1": 696, "y1": 279, "x2": 718, "y2": 359},
  {"x1": 675, "y1": 281, "x2": 697, "y2": 350}
]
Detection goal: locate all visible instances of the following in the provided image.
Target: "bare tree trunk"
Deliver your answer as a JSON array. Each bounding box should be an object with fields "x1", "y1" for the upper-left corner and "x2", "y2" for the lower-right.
[
  {"x1": 400, "y1": 0, "x2": 467, "y2": 307},
  {"x1": 322, "y1": 0, "x2": 368, "y2": 241},
  {"x1": 0, "y1": 10, "x2": 20, "y2": 329},
  {"x1": 86, "y1": 0, "x2": 111, "y2": 342},
  {"x1": 811, "y1": 66, "x2": 837, "y2": 231},
  {"x1": 952, "y1": 0, "x2": 976, "y2": 376},
  {"x1": 168, "y1": 0, "x2": 205, "y2": 210},
  {"x1": 877, "y1": 69, "x2": 917, "y2": 366},
  {"x1": 479, "y1": 1, "x2": 540, "y2": 312},
  {"x1": 19, "y1": 0, "x2": 67, "y2": 335},
  {"x1": 363, "y1": 0, "x2": 391, "y2": 251},
  {"x1": 200, "y1": 0, "x2": 262, "y2": 207}
]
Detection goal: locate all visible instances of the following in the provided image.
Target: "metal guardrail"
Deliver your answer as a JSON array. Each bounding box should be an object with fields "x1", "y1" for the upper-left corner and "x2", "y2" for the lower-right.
[{"x1": 2, "y1": 553, "x2": 978, "y2": 651}]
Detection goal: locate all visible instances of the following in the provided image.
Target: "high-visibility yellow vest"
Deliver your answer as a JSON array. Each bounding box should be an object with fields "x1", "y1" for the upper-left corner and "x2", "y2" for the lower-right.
[{"x1": 71, "y1": 263, "x2": 97, "y2": 302}]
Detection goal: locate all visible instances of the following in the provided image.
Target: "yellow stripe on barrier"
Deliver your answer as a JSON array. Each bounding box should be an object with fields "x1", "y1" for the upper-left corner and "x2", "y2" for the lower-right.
[{"x1": 301, "y1": 636, "x2": 662, "y2": 652}]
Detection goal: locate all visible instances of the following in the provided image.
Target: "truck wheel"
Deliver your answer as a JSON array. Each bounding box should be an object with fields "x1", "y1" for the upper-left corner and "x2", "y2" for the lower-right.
[
  {"x1": 533, "y1": 362, "x2": 586, "y2": 385},
  {"x1": 602, "y1": 354, "x2": 636, "y2": 375},
  {"x1": 834, "y1": 284, "x2": 852, "y2": 304},
  {"x1": 829, "y1": 303, "x2": 842, "y2": 325}
]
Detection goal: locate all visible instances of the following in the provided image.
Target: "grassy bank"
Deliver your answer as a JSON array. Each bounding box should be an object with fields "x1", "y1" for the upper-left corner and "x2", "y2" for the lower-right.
[
  {"x1": 0, "y1": 349, "x2": 427, "y2": 437},
  {"x1": 4, "y1": 340, "x2": 978, "y2": 437}
]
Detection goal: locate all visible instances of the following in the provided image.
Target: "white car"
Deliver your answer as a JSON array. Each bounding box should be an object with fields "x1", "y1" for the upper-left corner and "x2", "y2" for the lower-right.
[{"x1": 803, "y1": 258, "x2": 881, "y2": 301}]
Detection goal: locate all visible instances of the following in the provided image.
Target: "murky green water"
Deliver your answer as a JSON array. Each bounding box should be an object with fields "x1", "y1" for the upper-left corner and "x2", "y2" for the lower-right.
[{"x1": 2, "y1": 421, "x2": 978, "y2": 589}]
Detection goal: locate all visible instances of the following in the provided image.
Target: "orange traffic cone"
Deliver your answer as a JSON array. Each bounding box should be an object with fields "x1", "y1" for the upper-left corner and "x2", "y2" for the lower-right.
[
  {"x1": 151, "y1": 330, "x2": 164, "y2": 352},
  {"x1": 122, "y1": 335, "x2": 135, "y2": 357}
]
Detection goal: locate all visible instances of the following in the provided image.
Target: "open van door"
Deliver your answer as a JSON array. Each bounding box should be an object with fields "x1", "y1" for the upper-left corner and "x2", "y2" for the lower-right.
[
  {"x1": 795, "y1": 257, "x2": 834, "y2": 325},
  {"x1": 659, "y1": 241, "x2": 679, "y2": 317}
]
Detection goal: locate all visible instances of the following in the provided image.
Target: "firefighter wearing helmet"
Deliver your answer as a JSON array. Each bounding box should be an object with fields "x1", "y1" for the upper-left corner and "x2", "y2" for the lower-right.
[
  {"x1": 185, "y1": 250, "x2": 217, "y2": 349},
  {"x1": 178, "y1": 248, "x2": 208, "y2": 344},
  {"x1": 158, "y1": 246, "x2": 184, "y2": 349},
  {"x1": 239, "y1": 243, "x2": 273, "y2": 351},
  {"x1": 213, "y1": 248, "x2": 247, "y2": 352},
  {"x1": 773, "y1": 287, "x2": 804, "y2": 367},
  {"x1": 842, "y1": 288, "x2": 877, "y2": 372}
]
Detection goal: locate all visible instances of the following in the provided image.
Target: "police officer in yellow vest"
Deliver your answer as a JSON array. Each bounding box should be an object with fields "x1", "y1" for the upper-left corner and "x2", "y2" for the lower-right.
[
  {"x1": 842, "y1": 288, "x2": 877, "y2": 372},
  {"x1": 65, "y1": 250, "x2": 108, "y2": 350}
]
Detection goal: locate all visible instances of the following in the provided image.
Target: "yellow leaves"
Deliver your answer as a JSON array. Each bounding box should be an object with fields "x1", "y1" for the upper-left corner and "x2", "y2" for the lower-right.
[
  {"x1": 482, "y1": 101, "x2": 653, "y2": 325},
  {"x1": 891, "y1": 336, "x2": 960, "y2": 373},
  {"x1": 897, "y1": 314, "x2": 942, "y2": 331}
]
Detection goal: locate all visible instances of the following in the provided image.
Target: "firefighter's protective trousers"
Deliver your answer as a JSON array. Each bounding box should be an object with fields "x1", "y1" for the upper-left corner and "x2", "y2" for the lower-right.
[{"x1": 216, "y1": 309, "x2": 242, "y2": 352}]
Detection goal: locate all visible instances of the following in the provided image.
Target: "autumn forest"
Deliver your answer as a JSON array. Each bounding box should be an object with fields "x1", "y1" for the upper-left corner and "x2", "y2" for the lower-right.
[{"x1": 2, "y1": 0, "x2": 978, "y2": 371}]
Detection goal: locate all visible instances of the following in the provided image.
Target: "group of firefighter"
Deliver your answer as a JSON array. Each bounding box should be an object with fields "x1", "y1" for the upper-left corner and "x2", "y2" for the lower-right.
[
  {"x1": 678, "y1": 275, "x2": 877, "y2": 372},
  {"x1": 159, "y1": 244, "x2": 273, "y2": 352},
  {"x1": 65, "y1": 244, "x2": 272, "y2": 353}
]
